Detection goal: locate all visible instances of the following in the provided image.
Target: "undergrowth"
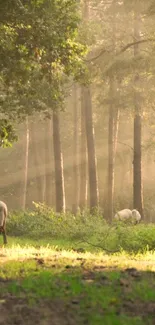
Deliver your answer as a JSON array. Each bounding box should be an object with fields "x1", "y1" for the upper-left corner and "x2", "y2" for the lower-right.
[
  {"x1": 1, "y1": 203, "x2": 155, "y2": 325},
  {"x1": 6, "y1": 202, "x2": 155, "y2": 253}
]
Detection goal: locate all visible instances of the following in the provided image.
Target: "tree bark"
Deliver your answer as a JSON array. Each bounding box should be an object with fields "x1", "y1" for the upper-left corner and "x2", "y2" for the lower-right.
[
  {"x1": 22, "y1": 116, "x2": 29, "y2": 210},
  {"x1": 31, "y1": 120, "x2": 45, "y2": 203},
  {"x1": 79, "y1": 86, "x2": 87, "y2": 211},
  {"x1": 52, "y1": 111, "x2": 66, "y2": 213},
  {"x1": 45, "y1": 119, "x2": 53, "y2": 206},
  {"x1": 107, "y1": 77, "x2": 115, "y2": 222},
  {"x1": 78, "y1": 0, "x2": 89, "y2": 212},
  {"x1": 107, "y1": 0, "x2": 120, "y2": 222},
  {"x1": 83, "y1": 0, "x2": 89, "y2": 22},
  {"x1": 84, "y1": 86, "x2": 99, "y2": 211},
  {"x1": 114, "y1": 93, "x2": 120, "y2": 157},
  {"x1": 72, "y1": 83, "x2": 79, "y2": 214},
  {"x1": 133, "y1": 7, "x2": 144, "y2": 219}
]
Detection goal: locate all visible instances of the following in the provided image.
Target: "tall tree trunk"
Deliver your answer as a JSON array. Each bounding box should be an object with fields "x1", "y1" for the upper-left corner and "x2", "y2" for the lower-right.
[
  {"x1": 52, "y1": 111, "x2": 66, "y2": 213},
  {"x1": 41, "y1": 122, "x2": 46, "y2": 203},
  {"x1": 133, "y1": 7, "x2": 144, "y2": 219},
  {"x1": 107, "y1": 84, "x2": 120, "y2": 221},
  {"x1": 79, "y1": 0, "x2": 89, "y2": 212},
  {"x1": 79, "y1": 86, "x2": 87, "y2": 211},
  {"x1": 45, "y1": 119, "x2": 53, "y2": 206},
  {"x1": 22, "y1": 117, "x2": 29, "y2": 209},
  {"x1": 107, "y1": 77, "x2": 115, "y2": 222},
  {"x1": 31, "y1": 120, "x2": 45, "y2": 203},
  {"x1": 84, "y1": 86, "x2": 99, "y2": 211},
  {"x1": 83, "y1": 0, "x2": 89, "y2": 21},
  {"x1": 72, "y1": 83, "x2": 79, "y2": 214},
  {"x1": 107, "y1": 0, "x2": 119, "y2": 222},
  {"x1": 114, "y1": 89, "x2": 120, "y2": 157}
]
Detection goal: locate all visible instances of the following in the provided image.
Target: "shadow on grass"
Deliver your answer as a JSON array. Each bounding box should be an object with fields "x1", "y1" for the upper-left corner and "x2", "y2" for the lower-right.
[{"x1": 0, "y1": 258, "x2": 155, "y2": 325}]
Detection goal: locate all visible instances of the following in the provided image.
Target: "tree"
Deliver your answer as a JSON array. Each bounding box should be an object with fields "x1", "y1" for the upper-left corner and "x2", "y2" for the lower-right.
[
  {"x1": 107, "y1": 77, "x2": 115, "y2": 222},
  {"x1": 53, "y1": 111, "x2": 66, "y2": 213},
  {"x1": 72, "y1": 83, "x2": 79, "y2": 214},
  {"x1": 84, "y1": 86, "x2": 99, "y2": 210},
  {"x1": 0, "y1": 0, "x2": 86, "y2": 125},
  {"x1": 44, "y1": 119, "x2": 53, "y2": 206},
  {"x1": 87, "y1": 0, "x2": 152, "y2": 218},
  {"x1": 79, "y1": 86, "x2": 88, "y2": 210},
  {"x1": 80, "y1": 0, "x2": 99, "y2": 211},
  {"x1": 30, "y1": 120, "x2": 45, "y2": 203},
  {"x1": 22, "y1": 117, "x2": 29, "y2": 209},
  {"x1": 0, "y1": 0, "x2": 86, "y2": 209},
  {"x1": 133, "y1": 5, "x2": 144, "y2": 219},
  {"x1": 107, "y1": 1, "x2": 121, "y2": 222}
]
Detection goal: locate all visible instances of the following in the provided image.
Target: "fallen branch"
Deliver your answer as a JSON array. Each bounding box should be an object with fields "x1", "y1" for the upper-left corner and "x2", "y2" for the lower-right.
[{"x1": 77, "y1": 239, "x2": 120, "y2": 254}]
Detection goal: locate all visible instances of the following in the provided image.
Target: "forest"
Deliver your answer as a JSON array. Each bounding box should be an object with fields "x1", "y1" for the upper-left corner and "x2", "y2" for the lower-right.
[{"x1": 0, "y1": 1, "x2": 155, "y2": 324}]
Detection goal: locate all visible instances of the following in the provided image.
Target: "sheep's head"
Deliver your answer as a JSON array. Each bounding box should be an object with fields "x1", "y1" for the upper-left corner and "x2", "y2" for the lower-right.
[{"x1": 131, "y1": 209, "x2": 141, "y2": 223}]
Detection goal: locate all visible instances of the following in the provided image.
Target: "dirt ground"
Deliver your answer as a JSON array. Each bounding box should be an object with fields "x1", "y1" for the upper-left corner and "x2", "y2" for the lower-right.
[
  {"x1": 0, "y1": 295, "x2": 80, "y2": 325},
  {"x1": 0, "y1": 269, "x2": 155, "y2": 325}
]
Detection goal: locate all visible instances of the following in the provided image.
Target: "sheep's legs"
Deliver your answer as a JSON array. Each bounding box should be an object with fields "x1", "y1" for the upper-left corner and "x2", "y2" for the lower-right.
[
  {"x1": 2, "y1": 230, "x2": 7, "y2": 245},
  {"x1": 0, "y1": 225, "x2": 7, "y2": 245}
]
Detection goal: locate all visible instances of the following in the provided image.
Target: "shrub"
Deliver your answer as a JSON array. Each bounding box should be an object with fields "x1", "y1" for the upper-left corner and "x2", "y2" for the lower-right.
[{"x1": 6, "y1": 202, "x2": 155, "y2": 253}]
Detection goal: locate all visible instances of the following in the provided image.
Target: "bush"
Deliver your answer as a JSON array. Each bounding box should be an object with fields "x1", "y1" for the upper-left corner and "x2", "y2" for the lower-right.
[{"x1": 6, "y1": 202, "x2": 155, "y2": 253}]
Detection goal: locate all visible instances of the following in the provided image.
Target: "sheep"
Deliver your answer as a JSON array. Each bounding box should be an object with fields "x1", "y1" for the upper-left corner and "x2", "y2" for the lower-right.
[
  {"x1": 114, "y1": 208, "x2": 141, "y2": 224},
  {"x1": 0, "y1": 200, "x2": 8, "y2": 244},
  {"x1": 131, "y1": 209, "x2": 141, "y2": 224}
]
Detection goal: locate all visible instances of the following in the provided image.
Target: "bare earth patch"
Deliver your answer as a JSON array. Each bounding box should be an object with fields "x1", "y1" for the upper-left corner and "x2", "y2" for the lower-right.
[
  {"x1": 0, "y1": 246, "x2": 155, "y2": 324},
  {"x1": 0, "y1": 295, "x2": 81, "y2": 325}
]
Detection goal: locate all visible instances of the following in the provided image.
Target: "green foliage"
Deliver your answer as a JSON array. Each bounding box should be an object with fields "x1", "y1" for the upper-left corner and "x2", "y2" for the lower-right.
[
  {"x1": 0, "y1": 119, "x2": 18, "y2": 147},
  {"x1": 0, "y1": 0, "x2": 87, "y2": 120},
  {"x1": 7, "y1": 206, "x2": 155, "y2": 253}
]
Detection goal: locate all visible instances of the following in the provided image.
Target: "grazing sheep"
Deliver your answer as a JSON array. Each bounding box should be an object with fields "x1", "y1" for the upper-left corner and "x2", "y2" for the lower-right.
[
  {"x1": 0, "y1": 200, "x2": 7, "y2": 244},
  {"x1": 114, "y1": 208, "x2": 141, "y2": 224},
  {"x1": 131, "y1": 209, "x2": 141, "y2": 223}
]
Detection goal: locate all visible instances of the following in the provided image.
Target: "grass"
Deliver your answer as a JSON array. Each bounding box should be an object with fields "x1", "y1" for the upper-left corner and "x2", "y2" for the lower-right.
[
  {"x1": 0, "y1": 206, "x2": 155, "y2": 324},
  {"x1": 0, "y1": 238, "x2": 155, "y2": 324}
]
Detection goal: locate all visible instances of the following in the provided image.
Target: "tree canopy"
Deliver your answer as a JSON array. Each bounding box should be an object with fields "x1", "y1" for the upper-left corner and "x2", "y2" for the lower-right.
[{"x1": 0, "y1": 0, "x2": 86, "y2": 122}]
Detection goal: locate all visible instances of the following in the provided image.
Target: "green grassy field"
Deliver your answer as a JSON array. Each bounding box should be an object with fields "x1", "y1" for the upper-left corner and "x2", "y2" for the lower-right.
[
  {"x1": 0, "y1": 208, "x2": 155, "y2": 324},
  {"x1": 0, "y1": 236, "x2": 155, "y2": 325}
]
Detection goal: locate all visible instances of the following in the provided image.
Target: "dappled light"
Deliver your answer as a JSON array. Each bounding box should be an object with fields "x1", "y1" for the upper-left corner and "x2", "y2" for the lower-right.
[
  {"x1": 1, "y1": 0, "x2": 155, "y2": 324},
  {"x1": 0, "y1": 245, "x2": 155, "y2": 272},
  {"x1": 0, "y1": 247, "x2": 155, "y2": 324}
]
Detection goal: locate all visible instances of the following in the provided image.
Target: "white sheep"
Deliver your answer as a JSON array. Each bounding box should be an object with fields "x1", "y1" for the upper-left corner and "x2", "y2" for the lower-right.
[
  {"x1": 0, "y1": 200, "x2": 8, "y2": 244},
  {"x1": 131, "y1": 209, "x2": 141, "y2": 223},
  {"x1": 114, "y1": 208, "x2": 141, "y2": 224}
]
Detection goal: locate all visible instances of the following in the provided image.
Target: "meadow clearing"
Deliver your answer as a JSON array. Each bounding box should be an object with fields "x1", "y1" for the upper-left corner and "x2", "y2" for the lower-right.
[{"x1": 0, "y1": 210, "x2": 154, "y2": 325}]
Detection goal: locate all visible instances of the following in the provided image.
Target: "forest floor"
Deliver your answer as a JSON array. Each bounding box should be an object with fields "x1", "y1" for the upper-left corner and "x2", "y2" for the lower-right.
[{"x1": 0, "y1": 237, "x2": 155, "y2": 325}]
